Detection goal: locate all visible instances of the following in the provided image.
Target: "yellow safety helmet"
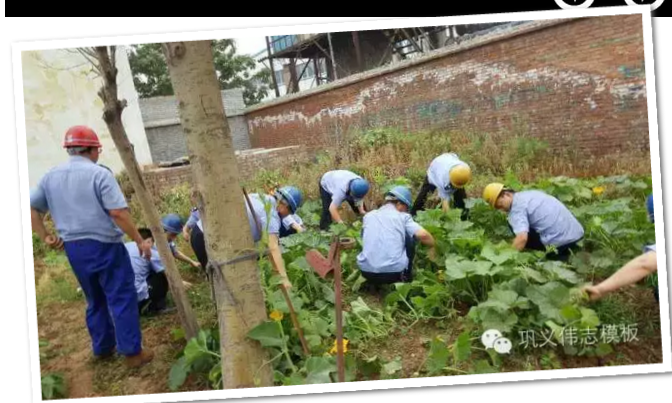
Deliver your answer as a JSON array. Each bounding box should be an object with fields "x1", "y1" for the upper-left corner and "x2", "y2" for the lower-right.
[
  {"x1": 482, "y1": 183, "x2": 505, "y2": 208},
  {"x1": 449, "y1": 164, "x2": 472, "y2": 188}
]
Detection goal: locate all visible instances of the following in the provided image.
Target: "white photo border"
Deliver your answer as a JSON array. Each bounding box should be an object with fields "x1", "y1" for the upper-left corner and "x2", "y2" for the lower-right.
[{"x1": 10, "y1": 5, "x2": 670, "y2": 403}]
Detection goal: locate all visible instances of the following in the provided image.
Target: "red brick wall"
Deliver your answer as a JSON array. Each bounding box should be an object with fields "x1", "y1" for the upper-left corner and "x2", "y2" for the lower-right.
[
  {"x1": 246, "y1": 16, "x2": 649, "y2": 157},
  {"x1": 143, "y1": 145, "x2": 309, "y2": 197}
]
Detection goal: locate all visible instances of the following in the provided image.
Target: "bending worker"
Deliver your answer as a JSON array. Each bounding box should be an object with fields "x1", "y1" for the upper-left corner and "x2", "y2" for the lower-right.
[
  {"x1": 30, "y1": 125, "x2": 153, "y2": 368},
  {"x1": 357, "y1": 186, "x2": 436, "y2": 285},
  {"x1": 582, "y1": 194, "x2": 659, "y2": 302},
  {"x1": 160, "y1": 213, "x2": 201, "y2": 269},
  {"x1": 190, "y1": 186, "x2": 304, "y2": 289},
  {"x1": 410, "y1": 152, "x2": 472, "y2": 218},
  {"x1": 482, "y1": 182, "x2": 584, "y2": 261},
  {"x1": 319, "y1": 169, "x2": 370, "y2": 230}
]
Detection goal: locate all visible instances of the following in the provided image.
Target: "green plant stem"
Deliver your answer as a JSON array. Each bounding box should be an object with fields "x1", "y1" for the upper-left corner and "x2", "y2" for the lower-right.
[{"x1": 277, "y1": 322, "x2": 297, "y2": 373}]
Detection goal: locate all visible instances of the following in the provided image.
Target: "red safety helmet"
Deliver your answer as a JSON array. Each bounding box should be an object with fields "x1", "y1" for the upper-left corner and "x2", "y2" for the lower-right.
[{"x1": 63, "y1": 126, "x2": 102, "y2": 148}]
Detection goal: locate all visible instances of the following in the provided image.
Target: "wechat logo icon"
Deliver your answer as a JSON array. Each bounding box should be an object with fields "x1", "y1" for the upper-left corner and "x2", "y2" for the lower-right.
[{"x1": 555, "y1": 0, "x2": 595, "y2": 8}]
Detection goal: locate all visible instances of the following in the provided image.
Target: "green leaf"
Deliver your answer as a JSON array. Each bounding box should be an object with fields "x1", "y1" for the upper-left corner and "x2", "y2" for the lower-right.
[
  {"x1": 541, "y1": 262, "x2": 581, "y2": 284},
  {"x1": 394, "y1": 283, "x2": 413, "y2": 299},
  {"x1": 521, "y1": 267, "x2": 548, "y2": 283},
  {"x1": 208, "y1": 363, "x2": 222, "y2": 387},
  {"x1": 453, "y1": 331, "x2": 472, "y2": 363},
  {"x1": 358, "y1": 355, "x2": 383, "y2": 379},
  {"x1": 282, "y1": 373, "x2": 307, "y2": 385},
  {"x1": 345, "y1": 354, "x2": 358, "y2": 382},
  {"x1": 170, "y1": 328, "x2": 186, "y2": 342},
  {"x1": 560, "y1": 305, "x2": 582, "y2": 322},
  {"x1": 247, "y1": 321, "x2": 284, "y2": 348},
  {"x1": 490, "y1": 289, "x2": 519, "y2": 306},
  {"x1": 481, "y1": 243, "x2": 517, "y2": 265},
  {"x1": 473, "y1": 360, "x2": 497, "y2": 374},
  {"x1": 580, "y1": 308, "x2": 600, "y2": 329},
  {"x1": 527, "y1": 282, "x2": 571, "y2": 322},
  {"x1": 306, "y1": 334, "x2": 322, "y2": 349},
  {"x1": 168, "y1": 356, "x2": 190, "y2": 391},
  {"x1": 477, "y1": 308, "x2": 518, "y2": 333},
  {"x1": 305, "y1": 356, "x2": 336, "y2": 384},
  {"x1": 381, "y1": 357, "x2": 403, "y2": 379},
  {"x1": 426, "y1": 337, "x2": 450, "y2": 374},
  {"x1": 595, "y1": 343, "x2": 614, "y2": 357}
]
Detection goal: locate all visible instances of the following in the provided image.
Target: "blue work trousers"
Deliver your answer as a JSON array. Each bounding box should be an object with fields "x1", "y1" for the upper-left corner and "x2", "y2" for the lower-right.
[{"x1": 64, "y1": 240, "x2": 142, "y2": 357}]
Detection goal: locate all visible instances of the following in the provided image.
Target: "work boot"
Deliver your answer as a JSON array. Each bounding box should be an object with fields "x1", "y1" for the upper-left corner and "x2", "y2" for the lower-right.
[{"x1": 124, "y1": 349, "x2": 154, "y2": 368}]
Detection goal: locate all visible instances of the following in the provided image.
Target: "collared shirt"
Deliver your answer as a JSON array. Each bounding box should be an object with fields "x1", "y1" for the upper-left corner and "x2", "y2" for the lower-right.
[
  {"x1": 185, "y1": 208, "x2": 200, "y2": 229},
  {"x1": 282, "y1": 214, "x2": 303, "y2": 231},
  {"x1": 320, "y1": 170, "x2": 365, "y2": 207},
  {"x1": 196, "y1": 193, "x2": 281, "y2": 243},
  {"x1": 125, "y1": 242, "x2": 165, "y2": 302},
  {"x1": 357, "y1": 204, "x2": 423, "y2": 273},
  {"x1": 30, "y1": 155, "x2": 127, "y2": 244},
  {"x1": 426, "y1": 153, "x2": 468, "y2": 201},
  {"x1": 645, "y1": 244, "x2": 656, "y2": 253},
  {"x1": 508, "y1": 190, "x2": 584, "y2": 248}
]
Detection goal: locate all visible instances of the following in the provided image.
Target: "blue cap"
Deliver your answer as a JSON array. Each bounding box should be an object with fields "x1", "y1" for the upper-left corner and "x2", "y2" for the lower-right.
[
  {"x1": 386, "y1": 186, "x2": 413, "y2": 208},
  {"x1": 161, "y1": 214, "x2": 183, "y2": 234}
]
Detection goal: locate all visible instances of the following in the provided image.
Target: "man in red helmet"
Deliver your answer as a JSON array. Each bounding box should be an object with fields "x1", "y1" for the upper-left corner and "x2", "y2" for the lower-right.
[{"x1": 30, "y1": 126, "x2": 154, "y2": 368}]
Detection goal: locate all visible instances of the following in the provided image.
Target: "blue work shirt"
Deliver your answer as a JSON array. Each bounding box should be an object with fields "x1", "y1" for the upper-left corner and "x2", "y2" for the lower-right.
[
  {"x1": 282, "y1": 214, "x2": 303, "y2": 231},
  {"x1": 508, "y1": 190, "x2": 584, "y2": 248},
  {"x1": 357, "y1": 204, "x2": 423, "y2": 273},
  {"x1": 645, "y1": 244, "x2": 656, "y2": 253},
  {"x1": 196, "y1": 193, "x2": 281, "y2": 243},
  {"x1": 427, "y1": 153, "x2": 469, "y2": 202},
  {"x1": 320, "y1": 170, "x2": 365, "y2": 207},
  {"x1": 30, "y1": 156, "x2": 127, "y2": 244},
  {"x1": 125, "y1": 241, "x2": 165, "y2": 302},
  {"x1": 185, "y1": 208, "x2": 200, "y2": 229}
]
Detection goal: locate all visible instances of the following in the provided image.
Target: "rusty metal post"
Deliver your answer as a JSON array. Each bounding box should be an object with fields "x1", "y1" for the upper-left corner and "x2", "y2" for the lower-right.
[{"x1": 265, "y1": 36, "x2": 280, "y2": 98}]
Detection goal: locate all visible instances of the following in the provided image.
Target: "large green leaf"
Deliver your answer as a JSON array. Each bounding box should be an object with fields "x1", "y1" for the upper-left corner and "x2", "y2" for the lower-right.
[
  {"x1": 526, "y1": 282, "x2": 571, "y2": 322},
  {"x1": 541, "y1": 262, "x2": 581, "y2": 284},
  {"x1": 305, "y1": 356, "x2": 336, "y2": 384},
  {"x1": 247, "y1": 321, "x2": 285, "y2": 348},
  {"x1": 453, "y1": 331, "x2": 472, "y2": 363},
  {"x1": 381, "y1": 357, "x2": 403, "y2": 379},
  {"x1": 426, "y1": 337, "x2": 450, "y2": 374},
  {"x1": 481, "y1": 243, "x2": 517, "y2": 266},
  {"x1": 580, "y1": 308, "x2": 600, "y2": 329},
  {"x1": 168, "y1": 357, "x2": 190, "y2": 391}
]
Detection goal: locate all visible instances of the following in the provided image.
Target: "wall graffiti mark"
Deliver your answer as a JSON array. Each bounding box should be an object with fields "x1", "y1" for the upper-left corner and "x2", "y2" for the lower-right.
[{"x1": 416, "y1": 99, "x2": 463, "y2": 120}]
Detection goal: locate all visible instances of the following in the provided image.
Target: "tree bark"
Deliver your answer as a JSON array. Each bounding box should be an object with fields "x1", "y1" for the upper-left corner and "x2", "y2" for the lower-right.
[
  {"x1": 161, "y1": 40, "x2": 273, "y2": 389},
  {"x1": 91, "y1": 46, "x2": 200, "y2": 340}
]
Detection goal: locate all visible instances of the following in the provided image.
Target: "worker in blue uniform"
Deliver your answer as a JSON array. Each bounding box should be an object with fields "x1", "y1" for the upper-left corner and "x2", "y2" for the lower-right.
[
  {"x1": 30, "y1": 125, "x2": 154, "y2": 368},
  {"x1": 190, "y1": 186, "x2": 304, "y2": 289},
  {"x1": 357, "y1": 186, "x2": 437, "y2": 286}
]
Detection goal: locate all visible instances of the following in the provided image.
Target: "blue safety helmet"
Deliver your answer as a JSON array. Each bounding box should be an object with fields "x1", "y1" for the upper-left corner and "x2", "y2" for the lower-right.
[
  {"x1": 386, "y1": 186, "x2": 413, "y2": 208},
  {"x1": 647, "y1": 194, "x2": 654, "y2": 223},
  {"x1": 349, "y1": 178, "x2": 370, "y2": 199},
  {"x1": 161, "y1": 213, "x2": 183, "y2": 234},
  {"x1": 276, "y1": 186, "x2": 303, "y2": 214}
]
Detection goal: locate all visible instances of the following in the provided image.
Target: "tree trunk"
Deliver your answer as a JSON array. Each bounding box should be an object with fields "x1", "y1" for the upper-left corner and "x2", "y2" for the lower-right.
[
  {"x1": 92, "y1": 46, "x2": 200, "y2": 340},
  {"x1": 161, "y1": 41, "x2": 273, "y2": 389}
]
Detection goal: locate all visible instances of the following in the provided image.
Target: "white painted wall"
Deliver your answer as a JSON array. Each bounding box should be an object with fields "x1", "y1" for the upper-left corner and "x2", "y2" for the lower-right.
[{"x1": 21, "y1": 46, "x2": 152, "y2": 189}]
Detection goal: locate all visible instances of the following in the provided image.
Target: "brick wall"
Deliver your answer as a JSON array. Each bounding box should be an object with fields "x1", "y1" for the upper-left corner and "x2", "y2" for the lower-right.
[
  {"x1": 143, "y1": 145, "x2": 309, "y2": 197},
  {"x1": 139, "y1": 88, "x2": 251, "y2": 162},
  {"x1": 245, "y1": 16, "x2": 649, "y2": 157}
]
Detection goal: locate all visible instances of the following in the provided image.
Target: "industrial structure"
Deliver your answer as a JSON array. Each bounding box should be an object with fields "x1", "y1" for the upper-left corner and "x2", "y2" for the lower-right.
[{"x1": 260, "y1": 23, "x2": 514, "y2": 97}]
